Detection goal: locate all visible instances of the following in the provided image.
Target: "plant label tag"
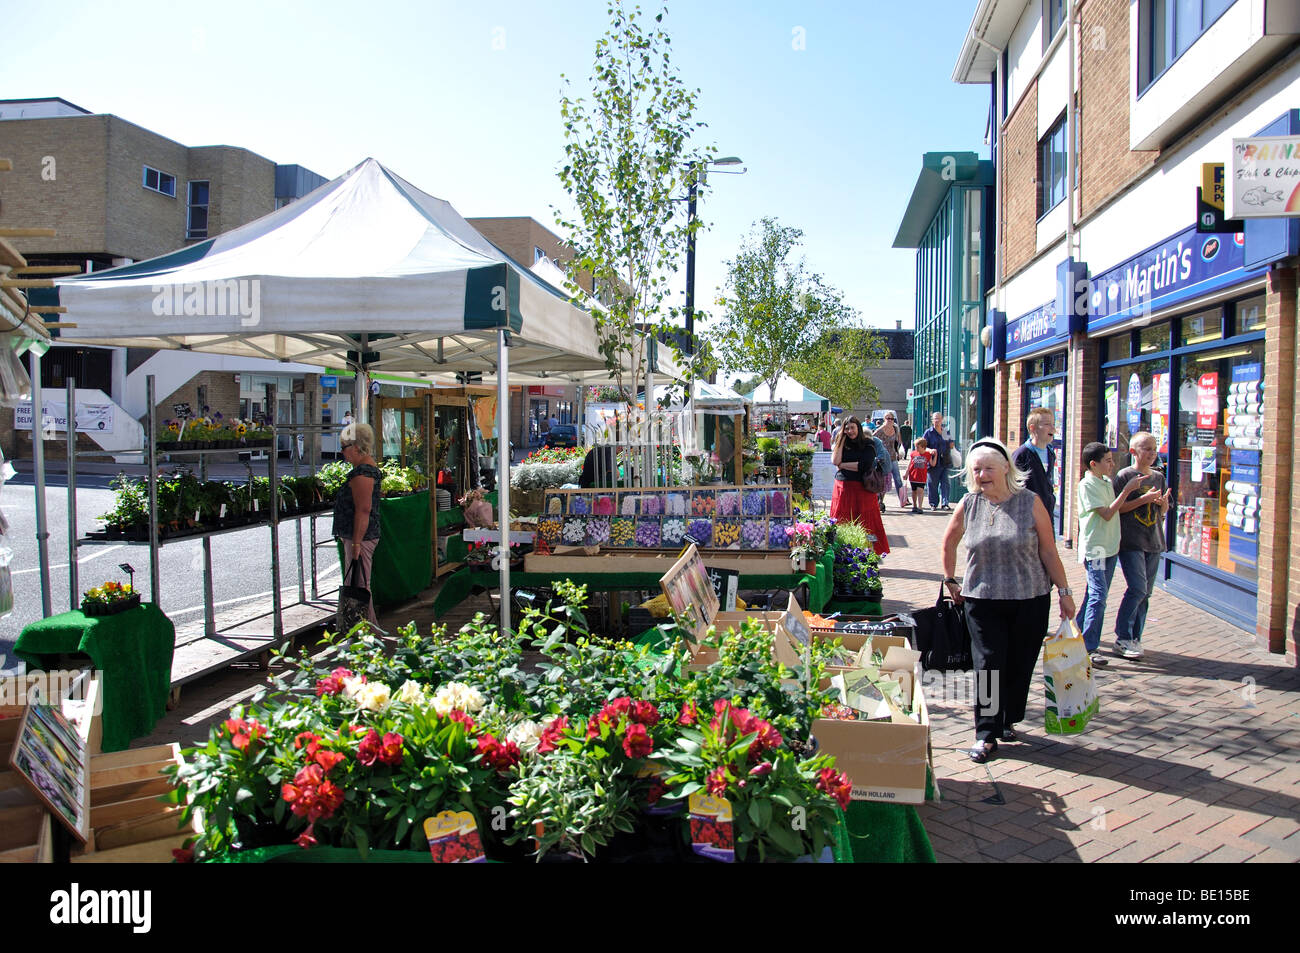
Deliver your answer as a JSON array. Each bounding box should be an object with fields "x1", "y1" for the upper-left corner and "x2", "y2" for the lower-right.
[
  {"x1": 424, "y1": 810, "x2": 485, "y2": 863},
  {"x1": 194, "y1": 510, "x2": 201, "y2": 523},
  {"x1": 688, "y1": 793, "x2": 734, "y2": 862},
  {"x1": 219, "y1": 504, "x2": 226, "y2": 519},
  {"x1": 253, "y1": 500, "x2": 259, "y2": 512}
]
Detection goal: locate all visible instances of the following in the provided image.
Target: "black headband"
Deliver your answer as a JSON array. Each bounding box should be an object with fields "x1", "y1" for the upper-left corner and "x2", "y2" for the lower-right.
[{"x1": 968, "y1": 439, "x2": 1010, "y2": 461}]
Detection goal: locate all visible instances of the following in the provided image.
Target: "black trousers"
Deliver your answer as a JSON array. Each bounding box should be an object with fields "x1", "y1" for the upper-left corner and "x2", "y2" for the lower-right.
[{"x1": 963, "y1": 594, "x2": 1051, "y2": 742}]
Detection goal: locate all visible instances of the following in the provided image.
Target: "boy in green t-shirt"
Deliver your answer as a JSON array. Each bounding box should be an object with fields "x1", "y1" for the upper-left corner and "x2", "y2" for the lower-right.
[{"x1": 1076, "y1": 442, "x2": 1143, "y2": 666}]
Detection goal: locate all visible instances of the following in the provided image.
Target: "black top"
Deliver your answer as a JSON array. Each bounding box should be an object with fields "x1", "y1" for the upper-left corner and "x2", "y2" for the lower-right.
[
  {"x1": 835, "y1": 442, "x2": 876, "y2": 482},
  {"x1": 1012, "y1": 442, "x2": 1055, "y2": 517},
  {"x1": 332, "y1": 463, "x2": 382, "y2": 541}
]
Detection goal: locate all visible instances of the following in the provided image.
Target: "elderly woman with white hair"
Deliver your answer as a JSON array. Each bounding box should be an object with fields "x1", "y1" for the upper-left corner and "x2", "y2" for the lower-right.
[
  {"x1": 940, "y1": 437, "x2": 1077, "y2": 763},
  {"x1": 332, "y1": 421, "x2": 382, "y2": 628}
]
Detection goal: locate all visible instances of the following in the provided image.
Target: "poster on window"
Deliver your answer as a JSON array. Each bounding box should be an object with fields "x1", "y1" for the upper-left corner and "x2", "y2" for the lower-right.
[
  {"x1": 14, "y1": 401, "x2": 115, "y2": 434},
  {"x1": 1126, "y1": 373, "x2": 1143, "y2": 434},
  {"x1": 1196, "y1": 372, "x2": 1220, "y2": 430},
  {"x1": 1151, "y1": 373, "x2": 1170, "y2": 454},
  {"x1": 1104, "y1": 378, "x2": 1119, "y2": 448}
]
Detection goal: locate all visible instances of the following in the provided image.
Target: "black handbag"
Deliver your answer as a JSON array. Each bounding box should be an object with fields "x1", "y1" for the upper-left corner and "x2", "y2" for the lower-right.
[
  {"x1": 912, "y1": 583, "x2": 973, "y2": 672},
  {"x1": 337, "y1": 557, "x2": 371, "y2": 633},
  {"x1": 860, "y1": 445, "x2": 888, "y2": 495}
]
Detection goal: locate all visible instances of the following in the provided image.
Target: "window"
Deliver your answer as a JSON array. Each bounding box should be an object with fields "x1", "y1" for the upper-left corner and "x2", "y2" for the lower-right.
[
  {"x1": 1140, "y1": 0, "x2": 1238, "y2": 92},
  {"x1": 1234, "y1": 294, "x2": 1265, "y2": 335},
  {"x1": 142, "y1": 165, "x2": 176, "y2": 197},
  {"x1": 187, "y1": 181, "x2": 209, "y2": 239},
  {"x1": 1177, "y1": 307, "x2": 1223, "y2": 347},
  {"x1": 1043, "y1": 0, "x2": 1066, "y2": 49},
  {"x1": 1037, "y1": 114, "x2": 1067, "y2": 217}
]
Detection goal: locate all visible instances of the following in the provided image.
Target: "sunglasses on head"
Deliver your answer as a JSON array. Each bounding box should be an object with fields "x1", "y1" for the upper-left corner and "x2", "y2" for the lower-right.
[{"x1": 341, "y1": 440, "x2": 355, "y2": 449}]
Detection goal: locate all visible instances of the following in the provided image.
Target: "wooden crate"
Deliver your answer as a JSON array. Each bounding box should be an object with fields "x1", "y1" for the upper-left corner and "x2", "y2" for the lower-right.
[{"x1": 72, "y1": 743, "x2": 196, "y2": 863}]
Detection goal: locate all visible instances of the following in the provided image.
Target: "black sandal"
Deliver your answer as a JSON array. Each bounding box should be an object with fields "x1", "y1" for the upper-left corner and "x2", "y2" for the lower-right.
[
  {"x1": 968, "y1": 740, "x2": 996, "y2": 764},
  {"x1": 999, "y1": 728, "x2": 1019, "y2": 743}
]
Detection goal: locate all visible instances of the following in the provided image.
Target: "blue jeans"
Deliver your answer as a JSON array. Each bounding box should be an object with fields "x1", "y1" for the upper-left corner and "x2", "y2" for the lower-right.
[
  {"x1": 927, "y1": 464, "x2": 949, "y2": 507},
  {"x1": 886, "y1": 458, "x2": 906, "y2": 502},
  {"x1": 1115, "y1": 549, "x2": 1162, "y2": 643},
  {"x1": 1078, "y1": 554, "x2": 1117, "y2": 653}
]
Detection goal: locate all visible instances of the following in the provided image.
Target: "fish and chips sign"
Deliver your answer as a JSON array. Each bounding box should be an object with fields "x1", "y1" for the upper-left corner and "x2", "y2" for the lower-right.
[{"x1": 1231, "y1": 136, "x2": 1300, "y2": 219}]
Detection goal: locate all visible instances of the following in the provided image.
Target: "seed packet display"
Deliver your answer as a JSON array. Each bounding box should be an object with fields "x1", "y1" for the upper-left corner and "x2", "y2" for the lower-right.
[
  {"x1": 660, "y1": 516, "x2": 687, "y2": 546},
  {"x1": 690, "y1": 489, "x2": 717, "y2": 517},
  {"x1": 740, "y1": 519, "x2": 768, "y2": 550},
  {"x1": 585, "y1": 517, "x2": 612, "y2": 546},
  {"x1": 768, "y1": 519, "x2": 792, "y2": 549},
  {"x1": 567, "y1": 494, "x2": 592, "y2": 516},
  {"x1": 741, "y1": 489, "x2": 768, "y2": 517},
  {"x1": 716, "y1": 489, "x2": 742, "y2": 517},
  {"x1": 713, "y1": 518, "x2": 742, "y2": 549},
  {"x1": 560, "y1": 516, "x2": 587, "y2": 545},
  {"x1": 538, "y1": 516, "x2": 563, "y2": 543},
  {"x1": 634, "y1": 517, "x2": 662, "y2": 547},
  {"x1": 664, "y1": 492, "x2": 689, "y2": 517},
  {"x1": 543, "y1": 493, "x2": 566, "y2": 517},
  {"x1": 424, "y1": 811, "x2": 486, "y2": 863},
  {"x1": 685, "y1": 517, "x2": 715, "y2": 548},
  {"x1": 768, "y1": 488, "x2": 790, "y2": 517},
  {"x1": 619, "y1": 492, "x2": 641, "y2": 516},
  {"x1": 591, "y1": 493, "x2": 616, "y2": 516},
  {"x1": 688, "y1": 793, "x2": 735, "y2": 862},
  {"x1": 610, "y1": 516, "x2": 637, "y2": 547},
  {"x1": 639, "y1": 491, "x2": 665, "y2": 516}
]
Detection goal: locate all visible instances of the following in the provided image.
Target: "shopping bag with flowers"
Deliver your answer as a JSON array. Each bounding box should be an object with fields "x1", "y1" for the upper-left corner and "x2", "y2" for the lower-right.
[{"x1": 1043, "y1": 619, "x2": 1098, "y2": 734}]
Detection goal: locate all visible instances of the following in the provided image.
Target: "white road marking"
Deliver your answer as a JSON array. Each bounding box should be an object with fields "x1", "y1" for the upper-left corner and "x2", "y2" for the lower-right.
[{"x1": 12, "y1": 544, "x2": 124, "y2": 575}]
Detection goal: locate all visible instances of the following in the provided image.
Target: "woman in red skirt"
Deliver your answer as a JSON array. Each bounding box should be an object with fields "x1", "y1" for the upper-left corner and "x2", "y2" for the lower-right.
[{"x1": 830, "y1": 417, "x2": 890, "y2": 555}]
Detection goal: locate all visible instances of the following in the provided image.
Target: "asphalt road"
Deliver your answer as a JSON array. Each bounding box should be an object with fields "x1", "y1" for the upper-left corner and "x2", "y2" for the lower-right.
[{"x1": 1, "y1": 472, "x2": 341, "y2": 674}]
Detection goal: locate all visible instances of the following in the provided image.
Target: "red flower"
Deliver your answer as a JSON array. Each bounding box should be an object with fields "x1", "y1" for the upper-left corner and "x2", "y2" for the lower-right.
[
  {"x1": 294, "y1": 731, "x2": 321, "y2": 756},
  {"x1": 171, "y1": 847, "x2": 194, "y2": 863},
  {"x1": 622, "y1": 723, "x2": 653, "y2": 759},
  {"x1": 751, "y1": 720, "x2": 784, "y2": 757},
  {"x1": 538, "y1": 716, "x2": 568, "y2": 753},
  {"x1": 630, "y1": 700, "x2": 661, "y2": 727},
  {"x1": 749, "y1": 761, "x2": 774, "y2": 777},
  {"x1": 477, "y1": 734, "x2": 521, "y2": 773},
  {"x1": 294, "y1": 763, "x2": 324, "y2": 788},
  {"x1": 357, "y1": 730, "x2": 382, "y2": 767},
  {"x1": 295, "y1": 828, "x2": 318, "y2": 849},
  {"x1": 314, "y1": 780, "x2": 344, "y2": 819},
  {"x1": 816, "y1": 767, "x2": 853, "y2": 811},
  {"x1": 331, "y1": 667, "x2": 354, "y2": 679},
  {"x1": 706, "y1": 767, "x2": 729, "y2": 798},
  {"x1": 315, "y1": 675, "x2": 345, "y2": 696},
  {"x1": 677, "y1": 701, "x2": 698, "y2": 726},
  {"x1": 314, "y1": 749, "x2": 346, "y2": 773},
  {"x1": 448, "y1": 709, "x2": 476, "y2": 731},
  {"x1": 378, "y1": 732, "x2": 404, "y2": 767},
  {"x1": 605, "y1": 697, "x2": 632, "y2": 716},
  {"x1": 646, "y1": 776, "x2": 668, "y2": 805}
]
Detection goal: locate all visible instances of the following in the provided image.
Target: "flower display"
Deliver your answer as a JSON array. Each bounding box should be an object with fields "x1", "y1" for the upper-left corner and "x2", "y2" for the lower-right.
[
  {"x1": 665, "y1": 493, "x2": 687, "y2": 516},
  {"x1": 740, "y1": 520, "x2": 766, "y2": 549},
  {"x1": 769, "y1": 490, "x2": 789, "y2": 516},
  {"x1": 538, "y1": 518, "x2": 562, "y2": 542},
  {"x1": 568, "y1": 496, "x2": 590, "y2": 515},
  {"x1": 742, "y1": 491, "x2": 767, "y2": 516},
  {"x1": 634, "y1": 518, "x2": 660, "y2": 547},
  {"x1": 561, "y1": 517, "x2": 587, "y2": 544},
  {"x1": 610, "y1": 517, "x2": 636, "y2": 545},
  {"x1": 686, "y1": 519, "x2": 713, "y2": 546},
  {"x1": 593, "y1": 495, "x2": 616, "y2": 516},
  {"x1": 585, "y1": 517, "x2": 612, "y2": 545},
  {"x1": 621, "y1": 495, "x2": 639, "y2": 515},
  {"x1": 660, "y1": 517, "x2": 686, "y2": 546},
  {"x1": 717, "y1": 491, "x2": 740, "y2": 516},
  {"x1": 768, "y1": 521, "x2": 792, "y2": 549},
  {"x1": 641, "y1": 494, "x2": 663, "y2": 515},
  {"x1": 431, "y1": 682, "x2": 487, "y2": 716},
  {"x1": 690, "y1": 492, "x2": 715, "y2": 516},
  {"x1": 713, "y1": 519, "x2": 741, "y2": 548},
  {"x1": 785, "y1": 522, "x2": 814, "y2": 549}
]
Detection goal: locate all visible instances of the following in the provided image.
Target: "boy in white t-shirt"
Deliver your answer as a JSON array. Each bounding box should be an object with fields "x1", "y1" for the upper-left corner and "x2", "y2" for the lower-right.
[{"x1": 1076, "y1": 442, "x2": 1142, "y2": 667}]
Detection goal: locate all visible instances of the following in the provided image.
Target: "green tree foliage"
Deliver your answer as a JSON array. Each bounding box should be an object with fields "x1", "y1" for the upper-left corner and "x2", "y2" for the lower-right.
[
  {"x1": 715, "y1": 217, "x2": 857, "y2": 399},
  {"x1": 788, "y1": 326, "x2": 891, "y2": 411},
  {"x1": 555, "y1": 1, "x2": 714, "y2": 407}
]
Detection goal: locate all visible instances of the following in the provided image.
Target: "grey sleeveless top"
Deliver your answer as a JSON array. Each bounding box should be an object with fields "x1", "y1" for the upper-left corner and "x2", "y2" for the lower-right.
[{"x1": 961, "y1": 490, "x2": 1049, "y2": 599}]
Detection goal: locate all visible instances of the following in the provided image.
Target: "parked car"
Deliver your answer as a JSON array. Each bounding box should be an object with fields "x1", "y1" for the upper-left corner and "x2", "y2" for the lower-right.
[{"x1": 543, "y1": 424, "x2": 578, "y2": 448}]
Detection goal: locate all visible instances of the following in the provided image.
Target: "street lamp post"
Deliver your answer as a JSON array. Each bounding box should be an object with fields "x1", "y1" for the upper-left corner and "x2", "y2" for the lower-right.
[{"x1": 684, "y1": 156, "x2": 744, "y2": 353}]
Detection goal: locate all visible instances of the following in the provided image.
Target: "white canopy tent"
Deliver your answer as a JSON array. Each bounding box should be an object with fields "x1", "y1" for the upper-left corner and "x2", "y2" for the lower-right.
[
  {"x1": 743, "y1": 375, "x2": 830, "y2": 414},
  {"x1": 51, "y1": 157, "x2": 672, "y2": 631}
]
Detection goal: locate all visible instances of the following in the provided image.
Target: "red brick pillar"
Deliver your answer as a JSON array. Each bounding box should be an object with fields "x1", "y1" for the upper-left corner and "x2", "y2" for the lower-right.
[
  {"x1": 992, "y1": 362, "x2": 1010, "y2": 445},
  {"x1": 1064, "y1": 334, "x2": 1101, "y2": 547},
  {"x1": 1261, "y1": 265, "x2": 1297, "y2": 660}
]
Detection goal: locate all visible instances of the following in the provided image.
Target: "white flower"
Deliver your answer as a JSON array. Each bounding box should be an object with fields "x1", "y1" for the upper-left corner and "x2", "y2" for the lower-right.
[
  {"x1": 341, "y1": 675, "x2": 366, "y2": 701},
  {"x1": 395, "y1": 680, "x2": 427, "y2": 706},
  {"x1": 507, "y1": 720, "x2": 545, "y2": 752},
  {"x1": 432, "y1": 681, "x2": 487, "y2": 717},
  {"x1": 352, "y1": 681, "x2": 391, "y2": 712}
]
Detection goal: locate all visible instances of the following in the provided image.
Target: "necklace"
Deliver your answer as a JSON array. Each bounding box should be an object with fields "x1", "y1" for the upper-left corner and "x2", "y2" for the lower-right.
[{"x1": 982, "y1": 492, "x2": 1007, "y2": 525}]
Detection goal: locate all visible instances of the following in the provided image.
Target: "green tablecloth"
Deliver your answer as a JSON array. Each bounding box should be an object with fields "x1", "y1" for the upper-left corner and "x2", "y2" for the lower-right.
[
  {"x1": 338, "y1": 491, "x2": 432, "y2": 608},
  {"x1": 15, "y1": 603, "x2": 175, "y2": 752},
  {"x1": 431, "y1": 556, "x2": 833, "y2": 621},
  {"x1": 826, "y1": 596, "x2": 883, "y2": 615}
]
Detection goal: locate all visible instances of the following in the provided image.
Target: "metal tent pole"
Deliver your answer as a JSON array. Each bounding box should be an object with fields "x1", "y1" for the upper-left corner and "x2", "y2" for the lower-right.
[
  {"x1": 268, "y1": 383, "x2": 282, "y2": 640},
  {"x1": 66, "y1": 377, "x2": 78, "y2": 611},
  {"x1": 146, "y1": 375, "x2": 160, "y2": 607},
  {"x1": 293, "y1": 390, "x2": 305, "y2": 605},
  {"x1": 30, "y1": 350, "x2": 52, "y2": 617},
  {"x1": 496, "y1": 329, "x2": 511, "y2": 634}
]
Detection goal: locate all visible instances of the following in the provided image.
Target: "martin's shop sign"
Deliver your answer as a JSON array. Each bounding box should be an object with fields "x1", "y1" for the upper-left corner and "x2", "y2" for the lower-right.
[
  {"x1": 1005, "y1": 299, "x2": 1062, "y2": 361},
  {"x1": 1087, "y1": 224, "x2": 1268, "y2": 333}
]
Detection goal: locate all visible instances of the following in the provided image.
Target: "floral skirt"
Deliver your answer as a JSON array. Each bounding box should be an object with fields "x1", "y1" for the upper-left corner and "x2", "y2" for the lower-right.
[{"x1": 830, "y1": 479, "x2": 890, "y2": 556}]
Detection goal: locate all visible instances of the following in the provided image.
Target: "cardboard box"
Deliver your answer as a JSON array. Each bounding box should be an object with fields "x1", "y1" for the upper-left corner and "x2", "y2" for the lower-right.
[
  {"x1": 775, "y1": 625, "x2": 931, "y2": 804},
  {"x1": 72, "y1": 742, "x2": 195, "y2": 863}
]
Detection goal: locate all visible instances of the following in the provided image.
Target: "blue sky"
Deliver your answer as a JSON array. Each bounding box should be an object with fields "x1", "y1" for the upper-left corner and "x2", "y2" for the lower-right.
[{"x1": 3, "y1": 0, "x2": 991, "y2": 336}]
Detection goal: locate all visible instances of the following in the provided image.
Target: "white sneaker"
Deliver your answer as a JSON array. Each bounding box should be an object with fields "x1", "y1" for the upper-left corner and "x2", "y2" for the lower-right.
[{"x1": 1114, "y1": 639, "x2": 1143, "y2": 659}]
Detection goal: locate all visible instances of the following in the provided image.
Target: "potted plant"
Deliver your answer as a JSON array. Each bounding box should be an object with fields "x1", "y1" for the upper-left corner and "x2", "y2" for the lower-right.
[{"x1": 81, "y1": 581, "x2": 140, "y2": 616}]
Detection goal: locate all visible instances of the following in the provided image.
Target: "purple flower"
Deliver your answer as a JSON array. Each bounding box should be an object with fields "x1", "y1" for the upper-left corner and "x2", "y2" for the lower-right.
[
  {"x1": 742, "y1": 491, "x2": 766, "y2": 516},
  {"x1": 741, "y1": 520, "x2": 766, "y2": 549},
  {"x1": 769, "y1": 521, "x2": 791, "y2": 548},
  {"x1": 686, "y1": 519, "x2": 713, "y2": 545},
  {"x1": 569, "y1": 496, "x2": 590, "y2": 515},
  {"x1": 635, "y1": 518, "x2": 660, "y2": 547},
  {"x1": 586, "y1": 517, "x2": 611, "y2": 545},
  {"x1": 642, "y1": 495, "x2": 663, "y2": 515},
  {"x1": 770, "y1": 491, "x2": 788, "y2": 516},
  {"x1": 718, "y1": 492, "x2": 740, "y2": 516}
]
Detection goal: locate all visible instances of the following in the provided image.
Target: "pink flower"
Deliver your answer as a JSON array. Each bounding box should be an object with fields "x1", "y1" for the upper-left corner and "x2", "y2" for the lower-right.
[{"x1": 622, "y1": 723, "x2": 653, "y2": 759}]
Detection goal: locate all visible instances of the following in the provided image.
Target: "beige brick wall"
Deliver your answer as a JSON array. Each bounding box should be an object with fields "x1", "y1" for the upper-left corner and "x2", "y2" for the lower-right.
[
  {"x1": 1000, "y1": 80, "x2": 1039, "y2": 280},
  {"x1": 991, "y1": 362, "x2": 1010, "y2": 446},
  {"x1": 1078, "y1": 0, "x2": 1159, "y2": 220},
  {"x1": 0, "y1": 115, "x2": 110, "y2": 255},
  {"x1": 155, "y1": 371, "x2": 242, "y2": 434},
  {"x1": 104, "y1": 116, "x2": 192, "y2": 260},
  {"x1": 187, "y1": 146, "x2": 276, "y2": 240}
]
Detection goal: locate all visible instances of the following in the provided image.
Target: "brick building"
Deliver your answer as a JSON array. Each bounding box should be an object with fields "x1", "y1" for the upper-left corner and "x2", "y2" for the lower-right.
[{"x1": 952, "y1": 0, "x2": 1300, "y2": 661}]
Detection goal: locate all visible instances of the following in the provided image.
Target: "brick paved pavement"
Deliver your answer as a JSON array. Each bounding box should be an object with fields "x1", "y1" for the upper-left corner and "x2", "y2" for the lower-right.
[
  {"x1": 135, "y1": 498, "x2": 1300, "y2": 863},
  {"x1": 876, "y1": 501, "x2": 1299, "y2": 863}
]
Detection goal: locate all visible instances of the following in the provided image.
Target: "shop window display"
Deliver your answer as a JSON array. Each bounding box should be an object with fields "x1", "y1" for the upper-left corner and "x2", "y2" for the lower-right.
[{"x1": 1173, "y1": 342, "x2": 1264, "y2": 585}]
